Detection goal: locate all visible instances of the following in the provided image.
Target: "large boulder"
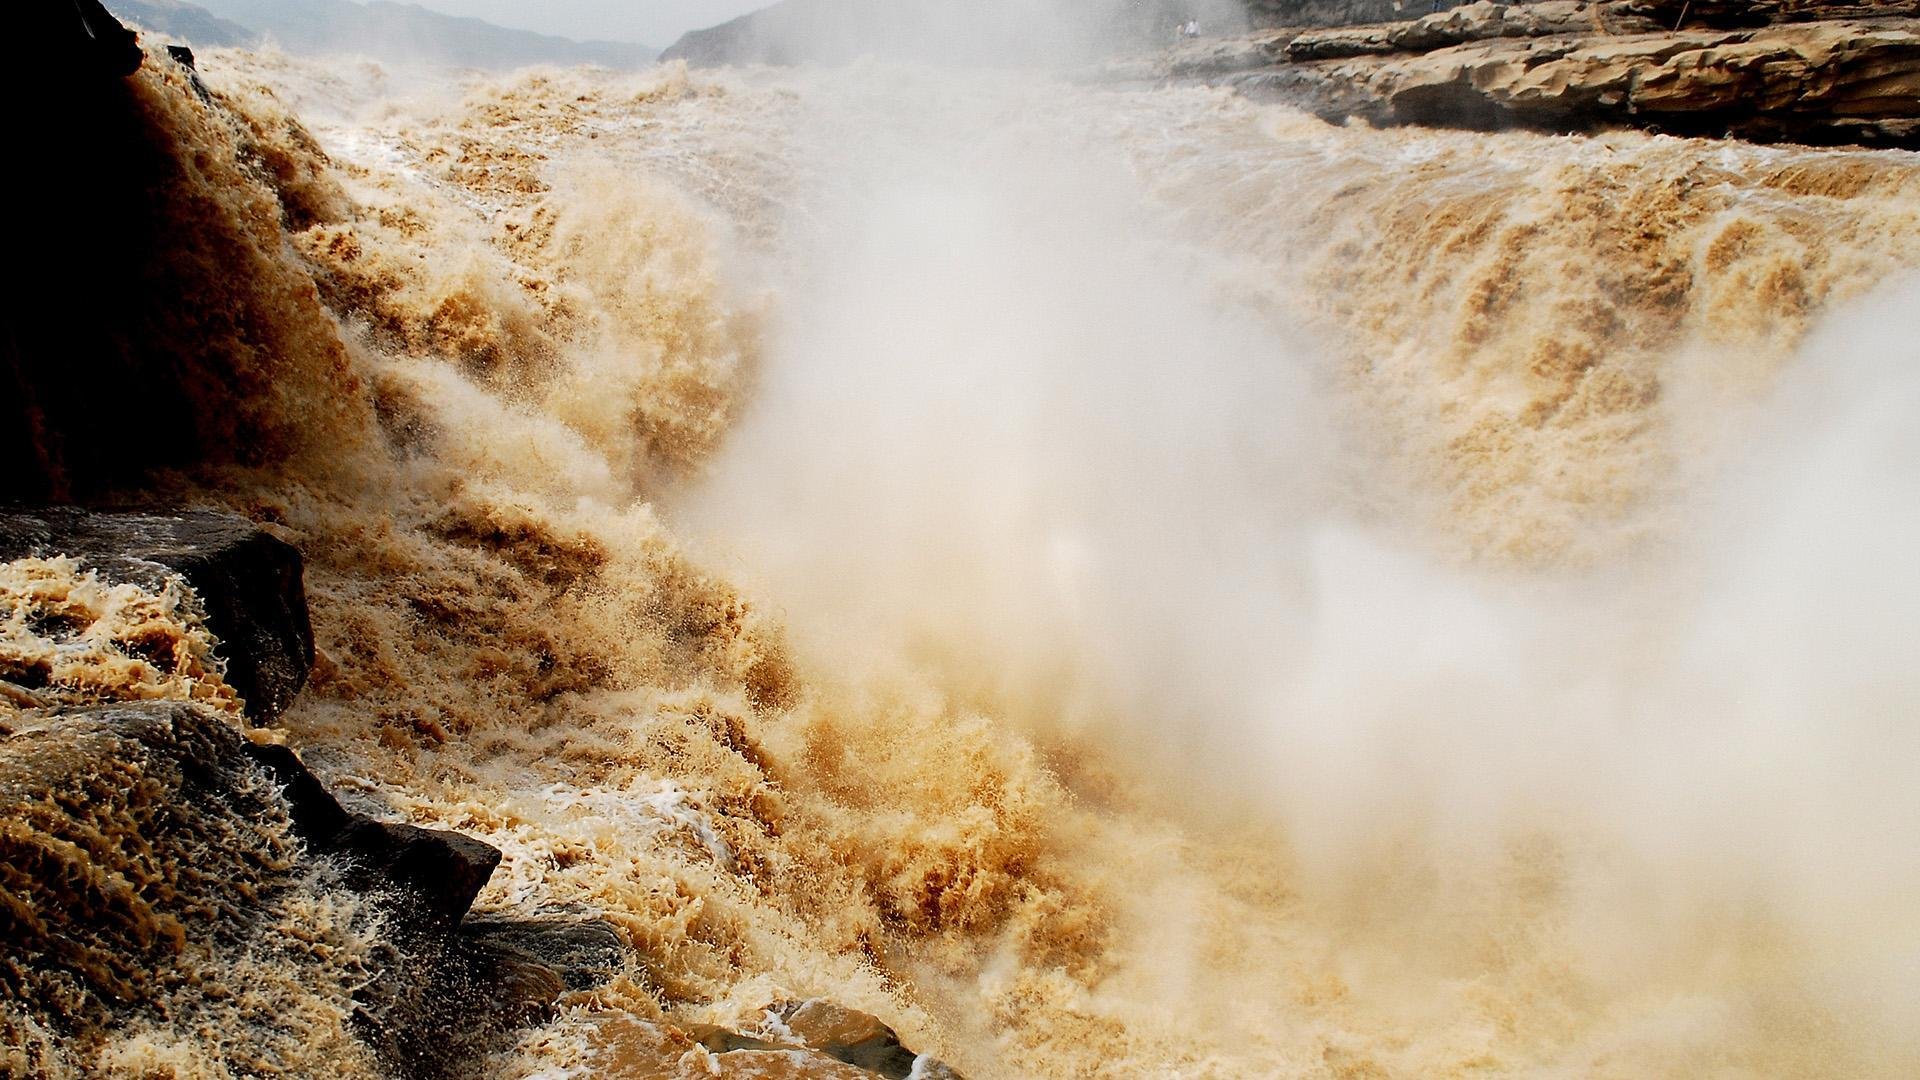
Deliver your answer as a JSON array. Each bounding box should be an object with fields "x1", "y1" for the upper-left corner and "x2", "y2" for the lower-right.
[
  {"x1": 242, "y1": 741, "x2": 502, "y2": 927},
  {"x1": 0, "y1": 701, "x2": 595, "y2": 1079},
  {"x1": 0, "y1": 701, "x2": 309, "y2": 1069},
  {"x1": 0, "y1": 509, "x2": 315, "y2": 722}
]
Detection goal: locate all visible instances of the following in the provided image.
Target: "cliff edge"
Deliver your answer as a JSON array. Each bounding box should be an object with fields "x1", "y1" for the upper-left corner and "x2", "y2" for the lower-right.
[{"x1": 1166, "y1": 0, "x2": 1920, "y2": 147}]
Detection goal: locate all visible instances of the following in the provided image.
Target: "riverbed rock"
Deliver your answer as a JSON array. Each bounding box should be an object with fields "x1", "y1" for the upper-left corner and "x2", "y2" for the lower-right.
[
  {"x1": 1177, "y1": 0, "x2": 1920, "y2": 146},
  {"x1": 0, "y1": 700, "x2": 588, "y2": 1078},
  {"x1": 0, "y1": 504, "x2": 614, "y2": 1072},
  {"x1": 1239, "y1": 17, "x2": 1920, "y2": 144},
  {"x1": 459, "y1": 914, "x2": 632, "y2": 990},
  {"x1": 243, "y1": 740, "x2": 501, "y2": 926},
  {"x1": 1282, "y1": 0, "x2": 1662, "y2": 59},
  {"x1": 0, "y1": 509, "x2": 314, "y2": 722}
]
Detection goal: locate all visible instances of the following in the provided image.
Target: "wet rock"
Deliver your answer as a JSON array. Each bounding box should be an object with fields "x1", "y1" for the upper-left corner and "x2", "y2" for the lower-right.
[
  {"x1": 459, "y1": 914, "x2": 631, "y2": 990},
  {"x1": 783, "y1": 1001, "x2": 920, "y2": 1078},
  {"x1": 1, "y1": 702, "x2": 293, "y2": 1042},
  {"x1": 0, "y1": 509, "x2": 592, "y2": 1075},
  {"x1": 341, "y1": 820, "x2": 502, "y2": 925},
  {"x1": 241, "y1": 741, "x2": 501, "y2": 927},
  {"x1": 8, "y1": 2, "x2": 150, "y2": 504},
  {"x1": 1209, "y1": 3, "x2": 1920, "y2": 147},
  {"x1": 234, "y1": 743, "x2": 593, "y2": 1068},
  {"x1": 460, "y1": 945, "x2": 569, "y2": 1029},
  {"x1": 0, "y1": 509, "x2": 315, "y2": 722},
  {"x1": 590, "y1": 1015, "x2": 892, "y2": 1077},
  {"x1": 445, "y1": 914, "x2": 630, "y2": 1038},
  {"x1": 0, "y1": 700, "x2": 570, "y2": 1078}
]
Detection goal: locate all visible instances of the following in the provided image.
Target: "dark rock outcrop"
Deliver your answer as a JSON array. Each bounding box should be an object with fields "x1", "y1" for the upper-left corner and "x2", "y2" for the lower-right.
[
  {"x1": 21, "y1": 0, "x2": 145, "y2": 79},
  {"x1": 5, "y1": 0, "x2": 273, "y2": 503},
  {"x1": 242, "y1": 741, "x2": 501, "y2": 927},
  {"x1": 0, "y1": 509, "x2": 315, "y2": 722},
  {"x1": 241, "y1": 737, "x2": 595, "y2": 1074},
  {"x1": 0, "y1": 502, "x2": 617, "y2": 1076},
  {"x1": 459, "y1": 914, "x2": 632, "y2": 991},
  {"x1": 5, "y1": 0, "x2": 145, "y2": 503},
  {"x1": 1, "y1": 702, "x2": 301, "y2": 1060},
  {"x1": 0, "y1": 700, "x2": 607, "y2": 1079}
]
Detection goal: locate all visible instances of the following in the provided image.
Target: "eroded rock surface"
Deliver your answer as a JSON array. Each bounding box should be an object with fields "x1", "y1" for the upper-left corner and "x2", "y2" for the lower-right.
[
  {"x1": 0, "y1": 501, "x2": 604, "y2": 1077},
  {"x1": 1282, "y1": 0, "x2": 1663, "y2": 59},
  {"x1": 0, "y1": 699, "x2": 602, "y2": 1079},
  {"x1": 1164, "y1": 0, "x2": 1920, "y2": 146},
  {"x1": 0, "y1": 509, "x2": 314, "y2": 721},
  {"x1": 1264, "y1": 16, "x2": 1920, "y2": 143}
]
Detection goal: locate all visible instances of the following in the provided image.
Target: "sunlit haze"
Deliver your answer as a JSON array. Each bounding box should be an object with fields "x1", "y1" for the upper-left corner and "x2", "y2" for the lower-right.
[{"x1": 410, "y1": 0, "x2": 768, "y2": 46}]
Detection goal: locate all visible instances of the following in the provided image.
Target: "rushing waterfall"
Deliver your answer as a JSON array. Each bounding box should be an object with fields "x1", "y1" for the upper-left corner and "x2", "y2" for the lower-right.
[{"x1": 6, "y1": 29, "x2": 1920, "y2": 1077}]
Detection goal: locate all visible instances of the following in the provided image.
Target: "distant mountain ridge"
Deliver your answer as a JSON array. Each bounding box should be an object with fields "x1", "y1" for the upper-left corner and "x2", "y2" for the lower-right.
[
  {"x1": 109, "y1": 0, "x2": 657, "y2": 69},
  {"x1": 107, "y1": 0, "x2": 256, "y2": 46},
  {"x1": 659, "y1": 0, "x2": 1241, "y2": 66}
]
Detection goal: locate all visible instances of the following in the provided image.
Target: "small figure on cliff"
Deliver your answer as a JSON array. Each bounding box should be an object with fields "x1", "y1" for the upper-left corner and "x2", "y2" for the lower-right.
[{"x1": 1184, "y1": 19, "x2": 1201, "y2": 39}]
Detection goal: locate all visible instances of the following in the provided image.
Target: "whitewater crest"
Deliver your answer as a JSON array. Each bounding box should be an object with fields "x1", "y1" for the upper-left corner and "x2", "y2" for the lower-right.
[{"x1": 4, "y1": 27, "x2": 1920, "y2": 1080}]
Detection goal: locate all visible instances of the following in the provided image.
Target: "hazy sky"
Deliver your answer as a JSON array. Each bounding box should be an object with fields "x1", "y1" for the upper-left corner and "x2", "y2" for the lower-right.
[{"x1": 411, "y1": 0, "x2": 772, "y2": 47}]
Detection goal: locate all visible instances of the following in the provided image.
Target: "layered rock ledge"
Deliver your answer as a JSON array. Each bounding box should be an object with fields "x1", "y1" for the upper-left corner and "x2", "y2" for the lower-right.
[{"x1": 1162, "y1": 0, "x2": 1920, "y2": 147}]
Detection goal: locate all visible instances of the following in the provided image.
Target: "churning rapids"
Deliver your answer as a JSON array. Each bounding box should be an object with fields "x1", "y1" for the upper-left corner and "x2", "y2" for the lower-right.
[{"x1": 14, "y1": 36, "x2": 1920, "y2": 1078}]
